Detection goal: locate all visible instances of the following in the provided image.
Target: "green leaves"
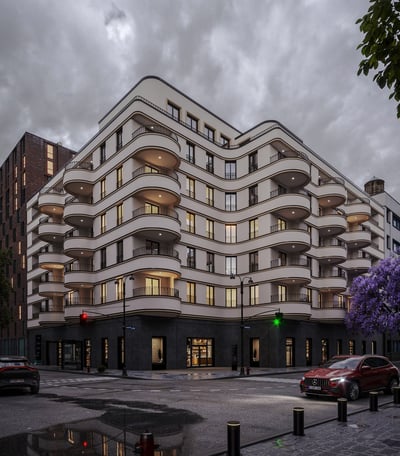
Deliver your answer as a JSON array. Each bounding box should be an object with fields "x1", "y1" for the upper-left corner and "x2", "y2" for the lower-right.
[{"x1": 356, "y1": 0, "x2": 400, "y2": 118}]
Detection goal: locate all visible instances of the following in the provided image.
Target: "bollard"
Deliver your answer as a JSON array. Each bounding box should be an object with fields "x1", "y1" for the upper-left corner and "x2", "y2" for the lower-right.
[
  {"x1": 246, "y1": 366, "x2": 250, "y2": 376},
  {"x1": 393, "y1": 386, "x2": 400, "y2": 405},
  {"x1": 135, "y1": 431, "x2": 159, "y2": 456},
  {"x1": 293, "y1": 407, "x2": 305, "y2": 436},
  {"x1": 369, "y1": 391, "x2": 378, "y2": 412},
  {"x1": 227, "y1": 421, "x2": 240, "y2": 456},
  {"x1": 337, "y1": 398, "x2": 347, "y2": 422}
]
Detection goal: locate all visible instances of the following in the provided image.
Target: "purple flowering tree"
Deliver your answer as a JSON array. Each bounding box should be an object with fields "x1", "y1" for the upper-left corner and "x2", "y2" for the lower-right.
[{"x1": 345, "y1": 256, "x2": 400, "y2": 335}]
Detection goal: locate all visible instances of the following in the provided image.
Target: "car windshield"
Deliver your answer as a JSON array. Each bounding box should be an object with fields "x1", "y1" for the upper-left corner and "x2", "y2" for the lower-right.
[{"x1": 323, "y1": 358, "x2": 360, "y2": 370}]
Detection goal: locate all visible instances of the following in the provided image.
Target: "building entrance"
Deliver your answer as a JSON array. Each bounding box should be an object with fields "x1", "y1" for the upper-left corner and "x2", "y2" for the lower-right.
[{"x1": 186, "y1": 338, "x2": 214, "y2": 367}]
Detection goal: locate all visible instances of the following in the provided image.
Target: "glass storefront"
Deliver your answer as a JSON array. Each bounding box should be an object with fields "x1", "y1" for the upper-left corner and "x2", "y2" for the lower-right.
[{"x1": 186, "y1": 338, "x2": 214, "y2": 367}]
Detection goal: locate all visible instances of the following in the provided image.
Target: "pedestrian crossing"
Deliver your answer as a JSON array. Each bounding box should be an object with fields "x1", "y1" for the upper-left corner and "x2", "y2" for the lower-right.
[{"x1": 41, "y1": 376, "x2": 119, "y2": 388}]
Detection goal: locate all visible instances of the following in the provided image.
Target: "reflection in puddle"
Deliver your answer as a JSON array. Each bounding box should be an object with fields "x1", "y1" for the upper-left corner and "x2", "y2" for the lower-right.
[{"x1": 0, "y1": 398, "x2": 203, "y2": 455}]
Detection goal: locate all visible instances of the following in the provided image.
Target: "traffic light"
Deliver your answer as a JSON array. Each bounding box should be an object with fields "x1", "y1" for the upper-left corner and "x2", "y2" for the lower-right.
[
  {"x1": 80, "y1": 312, "x2": 88, "y2": 325},
  {"x1": 273, "y1": 312, "x2": 283, "y2": 327}
]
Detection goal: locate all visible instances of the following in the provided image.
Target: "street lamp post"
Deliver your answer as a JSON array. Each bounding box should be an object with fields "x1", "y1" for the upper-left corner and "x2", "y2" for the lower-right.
[
  {"x1": 231, "y1": 274, "x2": 253, "y2": 376},
  {"x1": 115, "y1": 275, "x2": 134, "y2": 377}
]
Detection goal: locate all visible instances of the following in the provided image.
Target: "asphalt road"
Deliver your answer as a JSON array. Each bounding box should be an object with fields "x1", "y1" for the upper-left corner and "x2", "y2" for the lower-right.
[{"x1": 0, "y1": 370, "x2": 380, "y2": 456}]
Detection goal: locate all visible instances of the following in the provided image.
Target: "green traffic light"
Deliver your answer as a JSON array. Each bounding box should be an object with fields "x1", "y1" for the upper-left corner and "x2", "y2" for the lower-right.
[{"x1": 273, "y1": 312, "x2": 283, "y2": 327}]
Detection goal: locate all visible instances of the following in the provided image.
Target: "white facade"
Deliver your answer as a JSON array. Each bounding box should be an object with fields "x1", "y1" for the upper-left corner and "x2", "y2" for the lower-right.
[{"x1": 26, "y1": 76, "x2": 385, "y2": 369}]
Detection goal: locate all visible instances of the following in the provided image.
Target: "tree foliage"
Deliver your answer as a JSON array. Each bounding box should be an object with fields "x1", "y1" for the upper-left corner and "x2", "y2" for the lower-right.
[
  {"x1": 346, "y1": 256, "x2": 400, "y2": 336},
  {"x1": 357, "y1": 0, "x2": 400, "y2": 117},
  {"x1": 0, "y1": 249, "x2": 12, "y2": 329}
]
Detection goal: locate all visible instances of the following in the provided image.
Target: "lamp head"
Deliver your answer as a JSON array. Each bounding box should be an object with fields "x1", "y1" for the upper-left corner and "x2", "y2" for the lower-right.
[{"x1": 230, "y1": 274, "x2": 236, "y2": 280}]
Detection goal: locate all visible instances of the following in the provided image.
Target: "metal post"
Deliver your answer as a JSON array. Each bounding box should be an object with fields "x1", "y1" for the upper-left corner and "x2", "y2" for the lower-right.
[
  {"x1": 240, "y1": 280, "x2": 244, "y2": 376},
  {"x1": 122, "y1": 280, "x2": 127, "y2": 377},
  {"x1": 293, "y1": 407, "x2": 304, "y2": 436},
  {"x1": 227, "y1": 421, "x2": 240, "y2": 456},
  {"x1": 393, "y1": 386, "x2": 400, "y2": 404},
  {"x1": 369, "y1": 391, "x2": 378, "y2": 411},
  {"x1": 337, "y1": 398, "x2": 347, "y2": 422}
]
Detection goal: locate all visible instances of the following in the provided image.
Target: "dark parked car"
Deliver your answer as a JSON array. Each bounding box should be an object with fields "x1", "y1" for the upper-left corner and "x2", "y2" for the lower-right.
[
  {"x1": 300, "y1": 355, "x2": 399, "y2": 401},
  {"x1": 0, "y1": 356, "x2": 40, "y2": 394}
]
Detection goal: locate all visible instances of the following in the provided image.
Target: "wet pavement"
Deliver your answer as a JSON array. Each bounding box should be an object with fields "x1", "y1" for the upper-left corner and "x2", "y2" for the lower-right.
[{"x1": 38, "y1": 365, "x2": 400, "y2": 455}]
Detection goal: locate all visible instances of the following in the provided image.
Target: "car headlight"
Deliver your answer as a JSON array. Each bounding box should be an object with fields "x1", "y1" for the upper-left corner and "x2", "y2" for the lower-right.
[{"x1": 329, "y1": 377, "x2": 346, "y2": 384}]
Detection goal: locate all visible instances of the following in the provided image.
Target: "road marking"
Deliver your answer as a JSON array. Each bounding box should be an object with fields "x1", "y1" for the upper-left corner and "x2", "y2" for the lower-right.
[{"x1": 239, "y1": 377, "x2": 299, "y2": 384}]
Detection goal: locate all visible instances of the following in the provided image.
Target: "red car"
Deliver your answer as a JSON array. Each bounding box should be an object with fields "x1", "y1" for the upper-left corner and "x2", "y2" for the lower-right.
[
  {"x1": 0, "y1": 356, "x2": 40, "y2": 394},
  {"x1": 300, "y1": 355, "x2": 399, "y2": 401}
]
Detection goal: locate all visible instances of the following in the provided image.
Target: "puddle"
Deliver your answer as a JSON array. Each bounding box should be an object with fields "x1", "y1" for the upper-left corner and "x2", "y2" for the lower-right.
[{"x1": 0, "y1": 397, "x2": 203, "y2": 455}]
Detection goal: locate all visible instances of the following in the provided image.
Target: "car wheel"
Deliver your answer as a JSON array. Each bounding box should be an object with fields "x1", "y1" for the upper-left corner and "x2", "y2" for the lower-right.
[
  {"x1": 30, "y1": 384, "x2": 39, "y2": 394},
  {"x1": 347, "y1": 382, "x2": 360, "y2": 401},
  {"x1": 384, "y1": 377, "x2": 399, "y2": 395}
]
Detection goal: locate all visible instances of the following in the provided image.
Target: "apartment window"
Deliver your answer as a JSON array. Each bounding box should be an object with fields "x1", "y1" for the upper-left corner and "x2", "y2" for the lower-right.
[
  {"x1": 393, "y1": 213, "x2": 400, "y2": 230},
  {"x1": 116, "y1": 240, "x2": 123, "y2": 263},
  {"x1": 225, "y1": 256, "x2": 237, "y2": 276},
  {"x1": 249, "y1": 251, "x2": 259, "y2": 272},
  {"x1": 394, "y1": 239, "x2": 400, "y2": 254},
  {"x1": 249, "y1": 218, "x2": 259, "y2": 239},
  {"x1": 187, "y1": 247, "x2": 196, "y2": 268},
  {"x1": 186, "y1": 142, "x2": 195, "y2": 163},
  {"x1": 100, "y1": 178, "x2": 106, "y2": 199},
  {"x1": 387, "y1": 235, "x2": 391, "y2": 250},
  {"x1": 145, "y1": 202, "x2": 159, "y2": 214},
  {"x1": 221, "y1": 135, "x2": 230, "y2": 146},
  {"x1": 278, "y1": 285, "x2": 287, "y2": 302},
  {"x1": 186, "y1": 114, "x2": 198, "y2": 131},
  {"x1": 116, "y1": 203, "x2": 123, "y2": 225},
  {"x1": 100, "y1": 213, "x2": 106, "y2": 234},
  {"x1": 116, "y1": 128, "x2": 123, "y2": 151},
  {"x1": 206, "y1": 153, "x2": 214, "y2": 173},
  {"x1": 206, "y1": 252, "x2": 215, "y2": 272},
  {"x1": 249, "y1": 151, "x2": 258, "y2": 173},
  {"x1": 249, "y1": 184, "x2": 258, "y2": 206},
  {"x1": 387, "y1": 208, "x2": 392, "y2": 223},
  {"x1": 225, "y1": 224, "x2": 237, "y2": 243},
  {"x1": 100, "y1": 247, "x2": 107, "y2": 269},
  {"x1": 186, "y1": 211, "x2": 195, "y2": 234},
  {"x1": 277, "y1": 218, "x2": 287, "y2": 231},
  {"x1": 225, "y1": 288, "x2": 237, "y2": 308},
  {"x1": 187, "y1": 177, "x2": 195, "y2": 198},
  {"x1": 187, "y1": 282, "x2": 196, "y2": 304},
  {"x1": 225, "y1": 193, "x2": 237, "y2": 211},
  {"x1": 115, "y1": 278, "x2": 123, "y2": 300},
  {"x1": 100, "y1": 142, "x2": 106, "y2": 164},
  {"x1": 249, "y1": 284, "x2": 259, "y2": 306},
  {"x1": 206, "y1": 285, "x2": 215, "y2": 306},
  {"x1": 46, "y1": 144, "x2": 54, "y2": 176},
  {"x1": 306, "y1": 287, "x2": 312, "y2": 303},
  {"x1": 146, "y1": 240, "x2": 160, "y2": 254},
  {"x1": 225, "y1": 161, "x2": 236, "y2": 179},
  {"x1": 206, "y1": 219, "x2": 214, "y2": 239},
  {"x1": 100, "y1": 282, "x2": 107, "y2": 304},
  {"x1": 167, "y1": 101, "x2": 180, "y2": 120},
  {"x1": 116, "y1": 166, "x2": 123, "y2": 188},
  {"x1": 146, "y1": 277, "x2": 160, "y2": 295},
  {"x1": 206, "y1": 186, "x2": 214, "y2": 206},
  {"x1": 204, "y1": 125, "x2": 215, "y2": 141}
]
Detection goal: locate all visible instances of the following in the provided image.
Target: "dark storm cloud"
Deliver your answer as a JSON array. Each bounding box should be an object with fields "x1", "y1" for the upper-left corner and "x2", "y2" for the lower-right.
[{"x1": 0, "y1": 0, "x2": 399, "y2": 199}]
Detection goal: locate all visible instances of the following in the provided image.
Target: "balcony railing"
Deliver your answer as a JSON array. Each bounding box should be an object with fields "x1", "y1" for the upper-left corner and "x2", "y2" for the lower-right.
[
  {"x1": 132, "y1": 125, "x2": 178, "y2": 142},
  {"x1": 132, "y1": 247, "x2": 179, "y2": 258},
  {"x1": 65, "y1": 297, "x2": 94, "y2": 307},
  {"x1": 132, "y1": 287, "x2": 179, "y2": 298},
  {"x1": 132, "y1": 207, "x2": 179, "y2": 219},
  {"x1": 132, "y1": 165, "x2": 178, "y2": 181},
  {"x1": 270, "y1": 257, "x2": 310, "y2": 267},
  {"x1": 270, "y1": 293, "x2": 310, "y2": 303}
]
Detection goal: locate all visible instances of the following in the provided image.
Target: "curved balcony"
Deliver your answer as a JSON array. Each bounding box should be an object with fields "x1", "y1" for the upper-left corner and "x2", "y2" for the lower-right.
[
  {"x1": 312, "y1": 275, "x2": 347, "y2": 291},
  {"x1": 39, "y1": 280, "x2": 68, "y2": 297},
  {"x1": 64, "y1": 267, "x2": 95, "y2": 289},
  {"x1": 132, "y1": 126, "x2": 181, "y2": 170},
  {"x1": 342, "y1": 201, "x2": 371, "y2": 224},
  {"x1": 310, "y1": 181, "x2": 346, "y2": 208},
  {"x1": 130, "y1": 287, "x2": 181, "y2": 317},
  {"x1": 63, "y1": 161, "x2": 94, "y2": 197},
  {"x1": 63, "y1": 200, "x2": 95, "y2": 227},
  {"x1": 269, "y1": 156, "x2": 310, "y2": 188},
  {"x1": 38, "y1": 251, "x2": 68, "y2": 270},
  {"x1": 131, "y1": 168, "x2": 181, "y2": 206},
  {"x1": 313, "y1": 244, "x2": 347, "y2": 265},
  {"x1": 132, "y1": 207, "x2": 181, "y2": 242},
  {"x1": 38, "y1": 311, "x2": 65, "y2": 326},
  {"x1": 131, "y1": 247, "x2": 181, "y2": 275},
  {"x1": 339, "y1": 229, "x2": 371, "y2": 249},
  {"x1": 38, "y1": 218, "x2": 68, "y2": 243},
  {"x1": 269, "y1": 259, "x2": 311, "y2": 285},
  {"x1": 308, "y1": 213, "x2": 347, "y2": 237},
  {"x1": 311, "y1": 305, "x2": 346, "y2": 322},
  {"x1": 343, "y1": 255, "x2": 371, "y2": 271},
  {"x1": 269, "y1": 191, "x2": 310, "y2": 220},
  {"x1": 268, "y1": 226, "x2": 311, "y2": 253},
  {"x1": 268, "y1": 298, "x2": 312, "y2": 319},
  {"x1": 38, "y1": 188, "x2": 65, "y2": 217},
  {"x1": 64, "y1": 236, "x2": 95, "y2": 258},
  {"x1": 64, "y1": 298, "x2": 93, "y2": 320}
]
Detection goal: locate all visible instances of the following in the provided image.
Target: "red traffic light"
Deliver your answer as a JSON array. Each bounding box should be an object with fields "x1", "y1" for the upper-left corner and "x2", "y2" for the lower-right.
[{"x1": 80, "y1": 312, "x2": 88, "y2": 325}]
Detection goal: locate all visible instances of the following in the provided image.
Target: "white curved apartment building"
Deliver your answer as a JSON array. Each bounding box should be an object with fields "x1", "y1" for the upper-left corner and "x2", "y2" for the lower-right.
[{"x1": 26, "y1": 76, "x2": 384, "y2": 370}]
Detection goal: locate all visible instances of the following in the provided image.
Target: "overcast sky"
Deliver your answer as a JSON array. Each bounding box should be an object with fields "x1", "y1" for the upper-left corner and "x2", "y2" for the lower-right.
[{"x1": 1, "y1": 0, "x2": 399, "y2": 200}]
